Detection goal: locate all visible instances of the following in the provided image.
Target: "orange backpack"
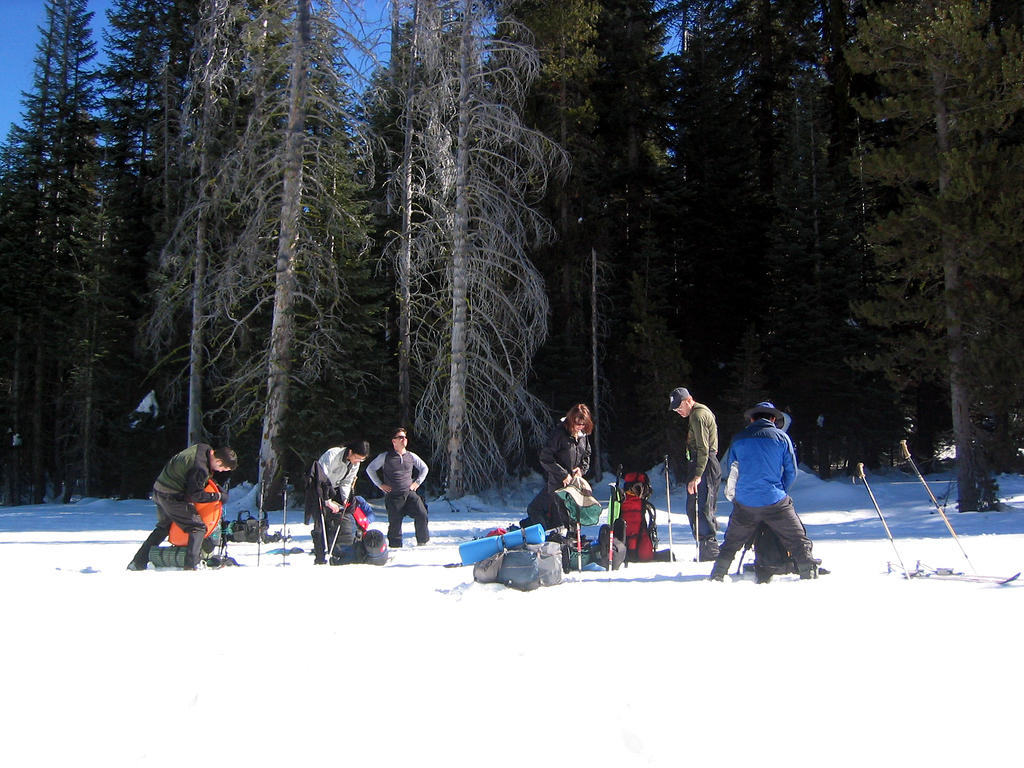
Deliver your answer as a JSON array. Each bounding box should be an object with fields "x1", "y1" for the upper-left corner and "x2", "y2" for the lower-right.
[{"x1": 168, "y1": 478, "x2": 223, "y2": 545}]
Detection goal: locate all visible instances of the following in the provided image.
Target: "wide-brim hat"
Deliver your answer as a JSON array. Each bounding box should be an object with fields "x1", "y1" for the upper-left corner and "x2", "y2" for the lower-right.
[{"x1": 744, "y1": 401, "x2": 785, "y2": 421}]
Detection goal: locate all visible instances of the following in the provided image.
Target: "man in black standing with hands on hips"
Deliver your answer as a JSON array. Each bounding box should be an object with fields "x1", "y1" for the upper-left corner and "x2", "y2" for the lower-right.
[{"x1": 366, "y1": 427, "x2": 430, "y2": 548}]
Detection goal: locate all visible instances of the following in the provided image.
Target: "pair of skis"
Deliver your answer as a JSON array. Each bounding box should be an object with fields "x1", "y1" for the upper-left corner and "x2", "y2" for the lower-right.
[
  {"x1": 856, "y1": 442, "x2": 1019, "y2": 584},
  {"x1": 892, "y1": 561, "x2": 1020, "y2": 585}
]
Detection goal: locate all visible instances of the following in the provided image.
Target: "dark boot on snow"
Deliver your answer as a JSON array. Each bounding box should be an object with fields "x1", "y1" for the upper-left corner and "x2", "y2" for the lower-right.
[
  {"x1": 709, "y1": 558, "x2": 730, "y2": 582},
  {"x1": 698, "y1": 537, "x2": 720, "y2": 562},
  {"x1": 798, "y1": 561, "x2": 819, "y2": 580}
]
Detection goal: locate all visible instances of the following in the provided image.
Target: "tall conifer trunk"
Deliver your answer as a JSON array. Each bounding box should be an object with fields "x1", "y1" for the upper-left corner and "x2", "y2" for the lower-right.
[
  {"x1": 398, "y1": 0, "x2": 420, "y2": 429},
  {"x1": 188, "y1": 203, "x2": 207, "y2": 445},
  {"x1": 931, "y1": 65, "x2": 994, "y2": 511},
  {"x1": 260, "y1": 0, "x2": 311, "y2": 495},
  {"x1": 446, "y1": 0, "x2": 473, "y2": 498},
  {"x1": 187, "y1": 0, "x2": 224, "y2": 446},
  {"x1": 590, "y1": 247, "x2": 601, "y2": 479}
]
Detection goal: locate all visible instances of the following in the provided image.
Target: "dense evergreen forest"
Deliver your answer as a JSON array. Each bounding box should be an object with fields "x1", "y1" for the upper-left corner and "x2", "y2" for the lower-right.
[{"x1": 2, "y1": 0, "x2": 1023, "y2": 511}]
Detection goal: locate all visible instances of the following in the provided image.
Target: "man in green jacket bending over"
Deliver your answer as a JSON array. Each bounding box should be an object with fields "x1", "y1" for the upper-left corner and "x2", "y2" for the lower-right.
[{"x1": 128, "y1": 444, "x2": 238, "y2": 571}]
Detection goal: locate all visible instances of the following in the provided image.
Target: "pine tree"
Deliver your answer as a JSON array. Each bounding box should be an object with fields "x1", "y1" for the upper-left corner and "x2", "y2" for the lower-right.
[
  {"x1": 91, "y1": 0, "x2": 201, "y2": 495},
  {"x1": 146, "y1": 0, "x2": 383, "y2": 491},
  {"x1": 664, "y1": 0, "x2": 770, "y2": 396},
  {"x1": 0, "y1": 0, "x2": 102, "y2": 501},
  {"x1": 548, "y1": 0, "x2": 677, "y2": 471},
  {"x1": 763, "y1": 65, "x2": 903, "y2": 477},
  {"x1": 377, "y1": 0, "x2": 567, "y2": 496},
  {"x1": 0, "y1": 137, "x2": 37, "y2": 503},
  {"x1": 502, "y1": 0, "x2": 605, "y2": 465},
  {"x1": 719, "y1": 324, "x2": 766, "y2": 442},
  {"x1": 848, "y1": 0, "x2": 1024, "y2": 509}
]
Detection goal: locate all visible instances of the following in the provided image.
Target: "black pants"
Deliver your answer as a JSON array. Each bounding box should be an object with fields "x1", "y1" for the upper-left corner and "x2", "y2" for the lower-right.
[
  {"x1": 312, "y1": 510, "x2": 357, "y2": 563},
  {"x1": 131, "y1": 489, "x2": 205, "y2": 569},
  {"x1": 717, "y1": 495, "x2": 814, "y2": 569},
  {"x1": 686, "y1": 453, "x2": 721, "y2": 540},
  {"x1": 525, "y1": 484, "x2": 571, "y2": 530},
  {"x1": 385, "y1": 491, "x2": 429, "y2": 547}
]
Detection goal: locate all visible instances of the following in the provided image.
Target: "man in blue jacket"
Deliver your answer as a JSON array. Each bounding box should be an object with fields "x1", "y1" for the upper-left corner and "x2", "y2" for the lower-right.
[{"x1": 710, "y1": 402, "x2": 816, "y2": 581}]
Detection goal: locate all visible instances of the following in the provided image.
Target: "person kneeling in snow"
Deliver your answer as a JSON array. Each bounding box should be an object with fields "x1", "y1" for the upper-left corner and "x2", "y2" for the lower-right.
[
  {"x1": 128, "y1": 444, "x2": 238, "y2": 571},
  {"x1": 710, "y1": 402, "x2": 816, "y2": 581},
  {"x1": 306, "y1": 440, "x2": 370, "y2": 564}
]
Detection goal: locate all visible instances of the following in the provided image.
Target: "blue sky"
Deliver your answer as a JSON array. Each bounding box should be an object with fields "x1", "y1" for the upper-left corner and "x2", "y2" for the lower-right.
[
  {"x1": 0, "y1": 0, "x2": 112, "y2": 137},
  {"x1": 0, "y1": 1, "x2": 391, "y2": 140}
]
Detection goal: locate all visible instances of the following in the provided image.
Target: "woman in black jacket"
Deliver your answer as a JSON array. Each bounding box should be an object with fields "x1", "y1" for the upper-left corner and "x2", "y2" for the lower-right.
[{"x1": 525, "y1": 403, "x2": 594, "y2": 529}]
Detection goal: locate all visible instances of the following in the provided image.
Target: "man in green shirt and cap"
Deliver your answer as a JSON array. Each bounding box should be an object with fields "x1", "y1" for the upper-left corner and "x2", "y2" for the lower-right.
[{"x1": 670, "y1": 387, "x2": 721, "y2": 561}]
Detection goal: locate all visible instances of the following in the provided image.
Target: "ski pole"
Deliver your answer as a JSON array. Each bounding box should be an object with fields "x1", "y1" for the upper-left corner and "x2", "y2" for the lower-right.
[
  {"x1": 281, "y1": 475, "x2": 290, "y2": 566},
  {"x1": 576, "y1": 505, "x2": 583, "y2": 573},
  {"x1": 220, "y1": 508, "x2": 231, "y2": 562},
  {"x1": 855, "y1": 463, "x2": 911, "y2": 579},
  {"x1": 664, "y1": 455, "x2": 674, "y2": 562},
  {"x1": 319, "y1": 509, "x2": 330, "y2": 562},
  {"x1": 605, "y1": 485, "x2": 615, "y2": 573},
  {"x1": 899, "y1": 440, "x2": 976, "y2": 574},
  {"x1": 313, "y1": 481, "x2": 330, "y2": 564},
  {"x1": 606, "y1": 464, "x2": 623, "y2": 572},
  {"x1": 326, "y1": 499, "x2": 349, "y2": 561},
  {"x1": 683, "y1": 456, "x2": 700, "y2": 562},
  {"x1": 693, "y1": 481, "x2": 700, "y2": 564},
  {"x1": 218, "y1": 478, "x2": 230, "y2": 561},
  {"x1": 257, "y1": 481, "x2": 264, "y2": 567}
]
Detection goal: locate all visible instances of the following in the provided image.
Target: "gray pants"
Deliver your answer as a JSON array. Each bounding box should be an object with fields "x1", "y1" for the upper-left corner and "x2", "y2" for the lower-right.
[{"x1": 717, "y1": 495, "x2": 814, "y2": 569}]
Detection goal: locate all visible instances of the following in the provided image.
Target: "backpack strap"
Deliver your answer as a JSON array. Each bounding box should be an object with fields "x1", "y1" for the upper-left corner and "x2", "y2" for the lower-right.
[{"x1": 644, "y1": 500, "x2": 657, "y2": 527}]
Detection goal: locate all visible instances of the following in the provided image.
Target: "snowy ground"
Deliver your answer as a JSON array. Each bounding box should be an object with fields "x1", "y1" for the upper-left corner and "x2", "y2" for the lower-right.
[{"x1": 1, "y1": 465, "x2": 1022, "y2": 767}]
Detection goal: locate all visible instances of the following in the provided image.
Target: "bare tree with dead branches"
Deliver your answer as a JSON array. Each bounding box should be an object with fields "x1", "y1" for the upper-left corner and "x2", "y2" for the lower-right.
[
  {"x1": 147, "y1": 0, "x2": 375, "y2": 489},
  {"x1": 386, "y1": 0, "x2": 568, "y2": 497}
]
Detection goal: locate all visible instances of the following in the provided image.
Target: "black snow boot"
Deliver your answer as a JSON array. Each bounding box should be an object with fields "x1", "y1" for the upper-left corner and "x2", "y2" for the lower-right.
[
  {"x1": 698, "y1": 537, "x2": 720, "y2": 562},
  {"x1": 798, "y1": 561, "x2": 819, "y2": 580},
  {"x1": 182, "y1": 528, "x2": 205, "y2": 570},
  {"x1": 128, "y1": 525, "x2": 169, "y2": 570},
  {"x1": 709, "y1": 558, "x2": 730, "y2": 582}
]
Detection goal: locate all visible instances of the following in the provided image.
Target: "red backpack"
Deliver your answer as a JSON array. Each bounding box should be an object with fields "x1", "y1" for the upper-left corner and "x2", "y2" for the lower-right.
[{"x1": 615, "y1": 471, "x2": 658, "y2": 562}]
